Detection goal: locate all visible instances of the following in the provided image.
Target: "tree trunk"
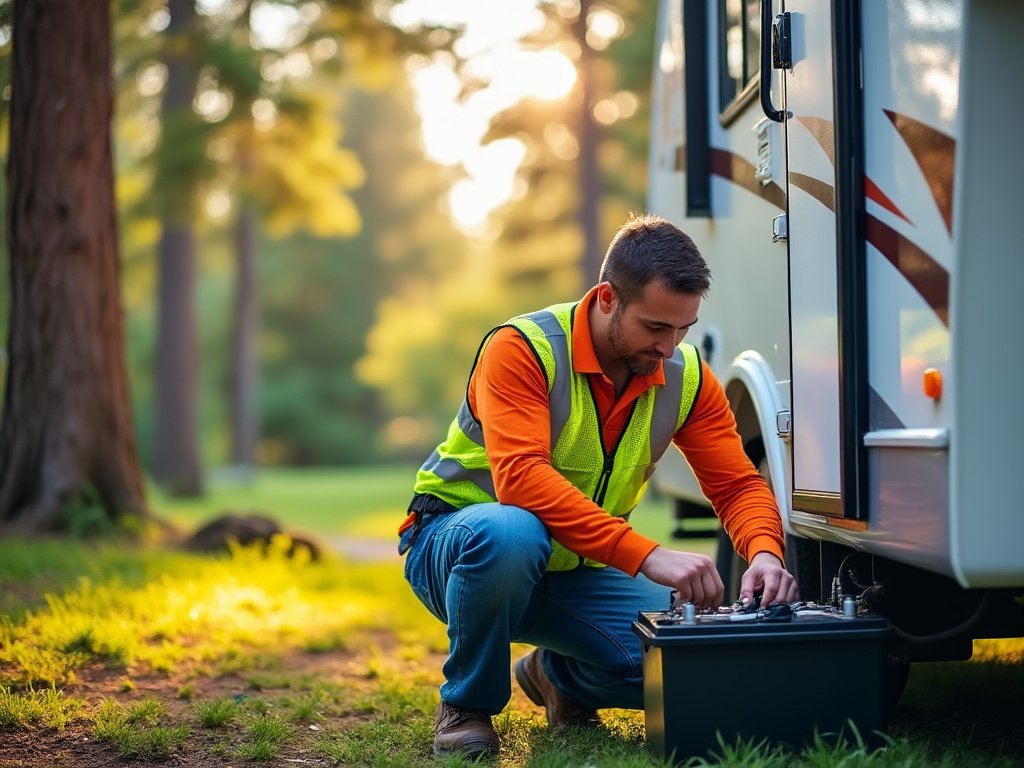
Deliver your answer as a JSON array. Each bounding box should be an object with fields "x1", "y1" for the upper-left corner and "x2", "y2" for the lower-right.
[
  {"x1": 230, "y1": 186, "x2": 258, "y2": 471},
  {"x1": 226, "y1": 0, "x2": 259, "y2": 476},
  {"x1": 574, "y1": 0, "x2": 603, "y2": 288},
  {"x1": 152, "y1": 0, "x2": 203, "y2": 495},
  {"x1": 0, "y1": 0, "x2": 148, "y2": 532},
  {"x1": 153, "y1": 223, "x2": 202, "y2": 494}
]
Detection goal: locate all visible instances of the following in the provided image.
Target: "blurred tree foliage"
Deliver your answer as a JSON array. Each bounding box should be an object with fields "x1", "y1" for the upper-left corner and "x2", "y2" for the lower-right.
[
  {"x1": 259, "y1": 78, "x2": 468, "y2": 464},
  {"x1": 488, "y1": 0, "x2": 655, "y2": 289},
  {"x1": 0, "y1": 0, "x2": 658, "y2": 472},
  {"x1": 357, "y1": 0, "x2": 658, "y2": 460},
  {"x1": 121, "y1": 0, "x2": 436, "y2": 489},
  {"x1": 112, "y1": 0, "x2": 460, "y2": 469}
]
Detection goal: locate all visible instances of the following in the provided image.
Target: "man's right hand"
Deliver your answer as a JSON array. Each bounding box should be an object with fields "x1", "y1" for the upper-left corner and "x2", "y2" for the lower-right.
[{"x1": 639, "y1": 546, "x2": 725, "y2": 610}]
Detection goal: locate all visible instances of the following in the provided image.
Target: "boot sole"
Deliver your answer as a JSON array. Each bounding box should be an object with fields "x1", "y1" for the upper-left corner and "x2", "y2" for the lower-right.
[{"x1": 432, "y1": 740, "x2": 498, "y2": 759}]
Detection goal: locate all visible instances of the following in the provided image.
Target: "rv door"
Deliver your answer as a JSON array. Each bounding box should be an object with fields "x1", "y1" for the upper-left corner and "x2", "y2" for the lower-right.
[{"x1": 771, "y1": 0, "x2": 868, "y2": 522}]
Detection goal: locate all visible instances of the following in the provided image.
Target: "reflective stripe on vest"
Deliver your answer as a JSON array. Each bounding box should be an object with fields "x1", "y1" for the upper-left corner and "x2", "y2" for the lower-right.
[
  {"x1": 419, "y1": 307, "x2": 573, "y2": 498},
  {"x1": 413, "y1": 302, "x2": 702, "y2": 570}
]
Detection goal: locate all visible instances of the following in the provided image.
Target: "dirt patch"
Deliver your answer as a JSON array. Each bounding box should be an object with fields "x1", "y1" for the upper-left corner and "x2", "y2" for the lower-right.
[{"x1": 0, "y1": 640, "x2": 458, "y2": 768}]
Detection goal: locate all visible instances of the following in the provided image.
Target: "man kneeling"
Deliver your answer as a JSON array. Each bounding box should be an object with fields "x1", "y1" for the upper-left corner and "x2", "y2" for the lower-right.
[{"x1": 397, "y1": 214, "x2": 797, "y2": 758}]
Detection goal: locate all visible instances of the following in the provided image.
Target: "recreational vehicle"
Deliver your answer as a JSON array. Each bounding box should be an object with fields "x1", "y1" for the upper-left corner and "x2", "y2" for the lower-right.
[{"x1": 647, "y1": 0, "x2": 1024, "y2": 682}]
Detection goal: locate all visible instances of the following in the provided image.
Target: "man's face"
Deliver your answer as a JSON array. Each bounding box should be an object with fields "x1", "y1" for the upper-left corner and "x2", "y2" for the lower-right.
[{"x1": 605, "y1": 281, "x2": 702, "y2": 376}]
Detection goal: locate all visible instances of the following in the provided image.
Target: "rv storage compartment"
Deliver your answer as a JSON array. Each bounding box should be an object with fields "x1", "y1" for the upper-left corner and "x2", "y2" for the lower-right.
[{"x1": 633, "y1": 609, "x2": 891, "y2": 761}]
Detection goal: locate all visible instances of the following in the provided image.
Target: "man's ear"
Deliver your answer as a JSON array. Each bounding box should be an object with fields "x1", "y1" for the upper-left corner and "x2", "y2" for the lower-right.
[{"x1": 596, "y1": 282, "x2": 617, "y2": 314}]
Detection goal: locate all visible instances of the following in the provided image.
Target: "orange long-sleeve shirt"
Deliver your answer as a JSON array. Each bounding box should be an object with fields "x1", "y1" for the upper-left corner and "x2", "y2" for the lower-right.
[{"x1": 402, "y1": 288, "x2": 785, "y2": 575}]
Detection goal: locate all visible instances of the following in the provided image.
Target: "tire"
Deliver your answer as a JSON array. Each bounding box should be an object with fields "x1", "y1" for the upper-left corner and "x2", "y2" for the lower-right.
[
  {"x1": 884, "y1": 647, "x2": 911, "y2": 716},
  {"x1": 716, "y1": 437, "x2": 768, "y2": 600}
]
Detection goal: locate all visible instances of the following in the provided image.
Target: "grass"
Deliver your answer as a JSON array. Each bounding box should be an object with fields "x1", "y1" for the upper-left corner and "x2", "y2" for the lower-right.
[
  {"x1": 147, "y1": 462, "x2": 706, "y2": 550},
  {"x1": 92, "y1": 697, "x2": 191, "y2": 759},
  {"x1": 147, "y1": 463, "x2": 425, "y2": 539},
  {"x1": 0, "y1": 685, "x2": 84, "y2": 730},
  {"x1": 0, "y1": 465, "x2": 1021, "y2": 767},
  {"x1": 0, "y1": 533, "x2": 429, "y2": 689},
  {"x1": 195, "y1": 697, "x2": 239, "y2": 727},
  {"x1": 237, "y1": 714, "x2": 291, "y2": 759}
]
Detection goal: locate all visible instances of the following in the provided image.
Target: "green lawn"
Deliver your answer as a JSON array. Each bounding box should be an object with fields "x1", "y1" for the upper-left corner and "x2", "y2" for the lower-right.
[
  {"x1": 151, "y1": 463, "x2": 716, "y2": 556},
  {"x1": 150, "y1": 464, "x2": 422, "y2": 539},
  {"x1": 1, "y1": 466, "x2": 1021, "y2": 767}
]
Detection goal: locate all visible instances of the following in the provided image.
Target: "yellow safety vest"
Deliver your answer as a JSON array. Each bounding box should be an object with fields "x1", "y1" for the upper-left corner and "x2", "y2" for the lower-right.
[{"x1": 414, "y1": 301, "x2": 702, "y2": 570}]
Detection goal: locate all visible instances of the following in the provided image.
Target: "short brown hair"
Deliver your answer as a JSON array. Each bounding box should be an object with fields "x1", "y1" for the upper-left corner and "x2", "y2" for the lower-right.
[{"x1": 598, "y1": 213, "x2": 711, "y2": 305}]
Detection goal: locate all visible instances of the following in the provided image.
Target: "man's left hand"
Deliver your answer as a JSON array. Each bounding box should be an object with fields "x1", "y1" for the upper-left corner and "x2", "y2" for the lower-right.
[{"x1": 739, "y1": 552, "x2": 798, "y2": 606}]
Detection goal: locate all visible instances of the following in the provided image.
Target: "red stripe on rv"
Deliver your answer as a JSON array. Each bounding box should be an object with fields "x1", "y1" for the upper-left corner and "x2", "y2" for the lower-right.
[
  {"x1": 865, "y1": 177, "x2": 912, "y2": 225},
  {"x1": 865, "y1": 214, "x2": 949, "y2": 326}
]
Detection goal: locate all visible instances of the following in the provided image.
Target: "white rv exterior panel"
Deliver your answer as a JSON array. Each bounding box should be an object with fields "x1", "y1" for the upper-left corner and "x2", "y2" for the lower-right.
[
  {"x1": 647, "y1": 0, "x2": 684, "y2": 227},
  {"x1": 949, "y1": 0, "x2": 1024, "y2": 586},
  {"x1": 783, "y1": 0, "x2": 842, "y2": 498},
  {"x1": 786, "y1": 187, "x2": 841, "y2": 494},
  {"x1": 861, "y1": 0, "x2": 961, "y2": 275},
  {"x1": 648, "y1": 0, "x2": 1024, "y2": 604},
  {"x1": 868, "y1": 447, "x2": 952, "y2": 575},
  {"x1": 854, "y1": 0, "x2": 960, "y2": 570},
  {"x1": 649, "y1": 0, "x2": 791, "y2": 507},
  {"x1": 646, "y1": 0, "x2": 702, "y2": 504},
  {"x1": 865, "y1": 250, "x2": 951, "y2": 430}
]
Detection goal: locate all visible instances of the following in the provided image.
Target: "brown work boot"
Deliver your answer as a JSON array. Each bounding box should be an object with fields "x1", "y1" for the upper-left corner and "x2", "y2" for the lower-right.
[
  {"x1": 432, "y1": 699, "x2": 500, "y2": 759},
  {"x1": 514, "y1": 649, "x2": 600, "y2": 729}
]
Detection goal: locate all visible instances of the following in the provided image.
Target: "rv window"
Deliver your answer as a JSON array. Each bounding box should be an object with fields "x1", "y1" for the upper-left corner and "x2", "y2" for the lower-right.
[{"x1": 718, "y1": 0, "x2": 761, "y2": 116}]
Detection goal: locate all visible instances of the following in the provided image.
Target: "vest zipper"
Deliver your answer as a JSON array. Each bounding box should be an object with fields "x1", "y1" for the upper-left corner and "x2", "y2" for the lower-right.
[
  {"x1": 586, "y1": 380, "x2": 640, "y2": 508},
  {"x1": 594, "y1": 454, "x2": 615, "y2": 506}
]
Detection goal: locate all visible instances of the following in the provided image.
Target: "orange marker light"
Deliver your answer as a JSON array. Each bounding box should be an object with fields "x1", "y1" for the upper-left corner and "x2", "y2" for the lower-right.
[{"x1": 923, "y1": 368, "x2": 942, "y2": 400}]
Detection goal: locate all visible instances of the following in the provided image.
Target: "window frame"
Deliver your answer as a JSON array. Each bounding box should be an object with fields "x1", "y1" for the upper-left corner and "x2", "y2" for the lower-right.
[{"x1": 717, "y1": 0, "x2": 761, "y2": 126}]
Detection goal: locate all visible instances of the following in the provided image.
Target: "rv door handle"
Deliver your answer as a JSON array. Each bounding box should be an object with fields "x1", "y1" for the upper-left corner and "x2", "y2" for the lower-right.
[{"x1": 759, "y1": 1, "x2": 787, "y2": 122}]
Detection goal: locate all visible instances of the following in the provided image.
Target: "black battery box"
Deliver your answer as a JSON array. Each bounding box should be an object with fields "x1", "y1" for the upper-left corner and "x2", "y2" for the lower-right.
[{"x1": 632, "y1": 606, "x2": 891, "y2": 762}]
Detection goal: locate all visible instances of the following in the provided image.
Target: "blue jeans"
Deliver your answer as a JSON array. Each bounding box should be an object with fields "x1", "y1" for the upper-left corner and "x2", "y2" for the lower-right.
[{"x1": 400, "y1": 502, "x2": 672, "y2": 715}]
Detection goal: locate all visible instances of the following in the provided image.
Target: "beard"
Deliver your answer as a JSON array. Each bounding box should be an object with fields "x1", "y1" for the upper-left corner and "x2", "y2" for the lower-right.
[{"x1": 608, "y1": 308, "x2": 661, "y2": 376}]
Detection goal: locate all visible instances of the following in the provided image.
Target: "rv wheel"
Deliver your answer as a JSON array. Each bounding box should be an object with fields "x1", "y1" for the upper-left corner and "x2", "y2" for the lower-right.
[
  {"x1": 884, "y1": 646, "x2": 911, "y2": 716},
  {"x1": 715, "y1": 530, "x2": 743, "y2": 601},
  {"x1": 715, "y1": 437, "x2": 770, "y2": 599}
]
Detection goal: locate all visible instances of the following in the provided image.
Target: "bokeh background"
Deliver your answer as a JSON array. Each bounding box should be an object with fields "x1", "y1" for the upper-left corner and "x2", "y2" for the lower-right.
[{"x1": 0, "y1": 0, "x2": 658, "y2": 502}]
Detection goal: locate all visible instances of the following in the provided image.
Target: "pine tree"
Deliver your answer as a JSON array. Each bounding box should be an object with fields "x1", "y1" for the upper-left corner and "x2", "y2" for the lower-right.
[{"x1": 0, "y1": 0, "x2": 149, "y2": 533}]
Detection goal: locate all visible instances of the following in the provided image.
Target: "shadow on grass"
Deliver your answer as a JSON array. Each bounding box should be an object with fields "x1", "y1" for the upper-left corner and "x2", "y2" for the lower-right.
[{"x1": 890, "y1": 652, "x2": 1024, "y2": 764}]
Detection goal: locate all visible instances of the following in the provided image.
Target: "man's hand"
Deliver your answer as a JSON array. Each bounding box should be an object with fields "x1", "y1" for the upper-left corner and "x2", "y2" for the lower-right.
[
  {"x1": 639, "y1": 546, "x2": 725, "y2": 610},
  {"x1": 739, "y1": 551, "x2": 798, "y2": 606}
]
